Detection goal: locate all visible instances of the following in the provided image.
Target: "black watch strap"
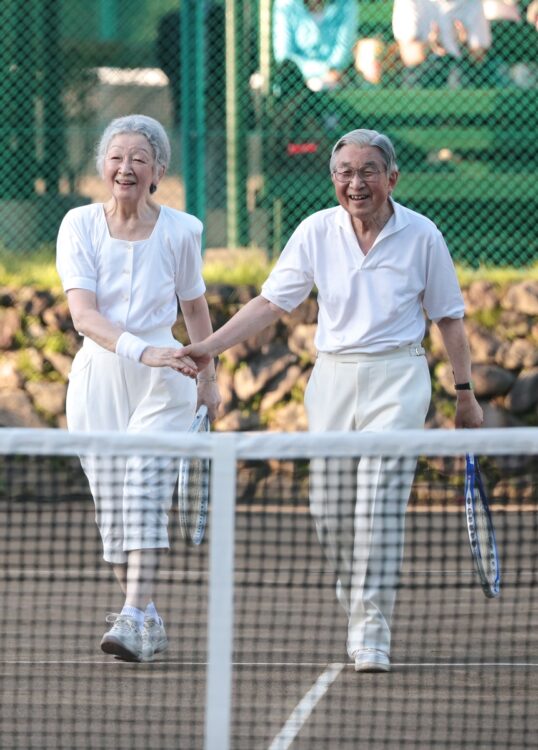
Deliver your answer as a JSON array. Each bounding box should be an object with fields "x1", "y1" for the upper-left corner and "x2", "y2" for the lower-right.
[{"x1": 455, "y1": 381, "x2": 473, "y2": 391}]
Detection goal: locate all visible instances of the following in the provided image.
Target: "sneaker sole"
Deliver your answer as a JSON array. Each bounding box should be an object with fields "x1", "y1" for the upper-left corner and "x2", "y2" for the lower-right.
[
  {"x1": 355, "y1": 661, "x2": 391, "y2": 673},
  {"x1": 101, "y1": 635, "x2": 142, "y2": 662}
]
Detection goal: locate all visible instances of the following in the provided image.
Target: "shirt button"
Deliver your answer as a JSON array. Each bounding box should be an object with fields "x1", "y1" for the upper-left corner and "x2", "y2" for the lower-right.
[{"x1": 122, "y1": 268, "x2": 129, "y2": 274}]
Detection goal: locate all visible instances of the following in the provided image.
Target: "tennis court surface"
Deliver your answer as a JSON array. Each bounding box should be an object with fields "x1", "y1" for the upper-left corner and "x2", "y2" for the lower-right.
[{"x1": 0, "y1": 428, "x2": 537, "y2": 749}]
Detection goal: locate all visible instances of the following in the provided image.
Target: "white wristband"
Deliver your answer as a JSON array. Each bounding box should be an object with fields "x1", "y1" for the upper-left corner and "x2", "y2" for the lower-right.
[{"x1": 115, "y1": 332, "x2": 148, "y2": 362}]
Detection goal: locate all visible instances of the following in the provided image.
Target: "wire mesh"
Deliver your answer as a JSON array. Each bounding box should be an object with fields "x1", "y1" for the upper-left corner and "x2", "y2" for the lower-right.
[{"x1": 0, "y1": 0, "x2": 536, "y2": 263}]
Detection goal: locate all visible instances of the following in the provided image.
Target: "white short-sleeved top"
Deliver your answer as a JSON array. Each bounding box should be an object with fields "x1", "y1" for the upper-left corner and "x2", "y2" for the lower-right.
[
  {"x1": 261, "y1": 199, "x2": 464, "y2": 354},
  {"x1": 56, "y1": 203, "x2": 206, "y2": 334}
]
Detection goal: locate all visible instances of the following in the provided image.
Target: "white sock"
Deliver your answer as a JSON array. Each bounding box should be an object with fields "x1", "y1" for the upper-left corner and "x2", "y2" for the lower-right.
[
  {"x1": 120, "y1": 604, "x2": 145, "y2": 631},
  {"x1": 145, "y1": 601, "x2": 161, "y2": 624}
]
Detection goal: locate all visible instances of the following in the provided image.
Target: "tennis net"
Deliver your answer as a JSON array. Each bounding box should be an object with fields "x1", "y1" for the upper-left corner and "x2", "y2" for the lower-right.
[{"x1": 0, "y1": 427, "x2": 537, "y2": 750}]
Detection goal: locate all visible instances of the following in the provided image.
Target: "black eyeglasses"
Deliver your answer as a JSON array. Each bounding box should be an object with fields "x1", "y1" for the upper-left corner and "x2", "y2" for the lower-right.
[{"x1": 332, "y1": 168, "x2": 383, "y2": 184}]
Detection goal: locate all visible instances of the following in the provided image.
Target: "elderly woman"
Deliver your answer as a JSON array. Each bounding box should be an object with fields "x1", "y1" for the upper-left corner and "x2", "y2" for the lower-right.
[{"x1": 56, "y1": 114, "x2": 216, "y2": 662}]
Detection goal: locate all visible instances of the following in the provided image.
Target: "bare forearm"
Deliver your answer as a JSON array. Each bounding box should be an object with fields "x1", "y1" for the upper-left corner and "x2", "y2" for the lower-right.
[
  {"x1": 71, "y1": 307, "x2": 124, "y2": 352},
  {"x1": 436, "y1": 317, "x2": 472, "y2": 383},
  {"x1": 436, "y1": 316, "x2": 483, "y2": 428},
  {"x1": 202, "y1": 295, "x2": 284, "y2": 357}
]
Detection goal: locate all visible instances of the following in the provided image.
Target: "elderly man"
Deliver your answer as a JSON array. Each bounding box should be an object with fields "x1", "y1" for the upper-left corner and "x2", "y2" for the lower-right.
[{"x1": 177, "y1": 128, "x2": 483, "y2": 673}]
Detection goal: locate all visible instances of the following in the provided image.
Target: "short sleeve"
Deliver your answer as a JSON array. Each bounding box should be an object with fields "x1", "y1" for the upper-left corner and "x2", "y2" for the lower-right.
[
  {"x1": 56, "y1": 209, "x2": 97, "y2": 293},
  {"x1": 422, "y1": 231, "x2": 465, "y2": 322},
  {"x1": 174, "y1": 214, "x2": 206, "y2": 301},
  {"x1": 261, "y1": 225, "x2": 314, "y2": 312}
]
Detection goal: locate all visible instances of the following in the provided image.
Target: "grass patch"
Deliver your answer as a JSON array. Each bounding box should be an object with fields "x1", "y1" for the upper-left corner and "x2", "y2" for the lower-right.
[
  {"x1": 0, "y1": 245, "x2": 61, "y2": 291},
  {"x1": 1, "y1": 244, "x2": 536, "y2": 291},
  {"x1": 456, "y1": 262, "x2": 538, "y2": 287},
  {"x1": 202, "y1": 248, "x2": 274, "y2": 288}
]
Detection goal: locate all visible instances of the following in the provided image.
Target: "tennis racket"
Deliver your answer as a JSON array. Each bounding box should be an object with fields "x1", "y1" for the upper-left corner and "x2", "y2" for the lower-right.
[
  {"x1": 464, "y1": 453, "x2": 501, "y2": 598},
  {"x1": 178, "y1": 405, "x2": 210, "y2": 546}
]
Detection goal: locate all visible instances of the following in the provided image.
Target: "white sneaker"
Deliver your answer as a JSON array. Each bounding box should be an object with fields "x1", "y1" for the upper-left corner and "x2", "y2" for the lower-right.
[
  {"x1": 100, "y1": 614, "x2": 143, "y2": 662},
  {"x1": 142, "y1": 617, "x2": 169, "y2": 661},
  {"x1": 354, "y1": 648, "x2": 391, "y2": 673}
]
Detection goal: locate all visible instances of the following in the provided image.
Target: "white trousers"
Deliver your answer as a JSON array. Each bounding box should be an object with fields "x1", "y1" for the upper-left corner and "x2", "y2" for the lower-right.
[
  {"x1": 304, "y1": 345, "x2": 431, "y2": 658},
  {"x1": 66, "y1": 329, "x2": 196, "y2": 564}
]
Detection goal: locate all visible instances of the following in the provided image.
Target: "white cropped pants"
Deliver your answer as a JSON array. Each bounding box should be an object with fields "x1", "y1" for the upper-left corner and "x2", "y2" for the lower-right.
[
  {"x1": 66, "y1": 329, "x2": 196, "y2": 564},
  {"x1": 304, "y1": 345, "x2": 431, "y2": 658}
]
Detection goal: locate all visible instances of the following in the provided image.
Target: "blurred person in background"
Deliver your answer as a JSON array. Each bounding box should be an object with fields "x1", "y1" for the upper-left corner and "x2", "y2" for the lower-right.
[
  {"x1": 175, "y1": 128, "x2": 483, "y2": 673},
  {"x1": 392, "y1": 0, "x2": 492, "y2": 85},
  {"x1": 272, "y1": 0, "x2": 359, "y2": 91},
  {"x1": 482, "y1": 0, "x2": 538, "y2": 86},
  {"x1": 56, "y1": 115, "x2": 219, "y2": 663}
]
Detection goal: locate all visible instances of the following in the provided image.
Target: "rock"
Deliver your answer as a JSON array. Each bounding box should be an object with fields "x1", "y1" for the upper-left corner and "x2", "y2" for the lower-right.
[
  {"x1": 233, "y1": 345, "x2": 297, "y2": 401},
  {"x1": 266, "y1": 400, "x2": 308, "y2": 431},
  {"x1": 462, "y1": 280, "x2": 499, "y2": 314},
  {"x1": 491, "y1": 476, "x2": 536, "y2": 502},
  {"x1": 466, "y1": 322, "x2": 502, "y2": 364},
  {"x1": 437, "y1": 362, "x2": 515, "y2": 398},
  {"x1": 214, "y1": 408, "x2": 260, "y2": 432},
  {"x1": 215, "y1": 367, "x2": 235, "y2": 412},
  {"x1": 471, "y1": 364, "x2": 517, "y2": 398},
  {"x1": 495, "y1": 338, "x2": 538, "y2": 370},
  {"x1": 287, "y1": 324, "x2": 317, "y2": 362},
  {"x1": 480, "y1": 403, "x2": 523, "y2": 428},
  {"x1": 44, "y1": 351, "x2": 73, "y2": 380},
  {"x1": 0, "y1": 353, "x2": 23, "y2": 389},
  {"x1": 505, "y1": 367, "x2": 538, "y2": 413},
  {"x1": 260, "y1": 364, "x2": 303, "y2": 412},
  {"x1": 501, "y1": 280, "x2": 538, "y2": 315},
  {"x1": 0, "y1": 389, "x2": 48, "y2": 427},
  {"x1": 497, "y1": 310, "x2": 532, "y2": 338},
  {"x1": 26, "y1": 381, "x2": 67, "y2": 418},
  {"x1": 0, "y1": 307, "x2": 20, "y2": 349}
]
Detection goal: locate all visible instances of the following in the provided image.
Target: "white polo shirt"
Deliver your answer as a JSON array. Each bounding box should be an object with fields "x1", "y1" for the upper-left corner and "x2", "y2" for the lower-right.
[
  {"x1": 56, "y1": 203, "x2": 206, "y2": 335},
  {"x1": 261, "y1": 199, "x2": 464, "y2": 353}
]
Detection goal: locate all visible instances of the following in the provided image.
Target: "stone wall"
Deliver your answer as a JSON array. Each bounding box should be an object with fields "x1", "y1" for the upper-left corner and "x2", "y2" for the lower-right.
[{"x1": 0, "y1": 280, "x2": 537, "y2": 430}]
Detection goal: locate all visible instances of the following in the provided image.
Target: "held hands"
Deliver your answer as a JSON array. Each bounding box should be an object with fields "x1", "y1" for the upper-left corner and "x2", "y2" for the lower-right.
[
  {"x1": 174, "y1": 342, "x2": 221, "y2": 421},
  {"x1": 175, "y1": 342, "x2": 214, "y2": 372},
  {"x1": 140, "y1": 346, "x2": 198, "y2": 379}
]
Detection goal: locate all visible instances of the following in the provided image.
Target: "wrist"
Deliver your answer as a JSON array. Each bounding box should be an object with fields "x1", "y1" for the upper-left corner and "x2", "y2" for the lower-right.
[
  {"x1": 455, "y1": 381, "x2": 473, "y2": 392},
  {"x1": 116, "y1": 332, "x2": 147, "y2": 361},
  {"x1": 197, "y1": 357, "x2": 219, "y2": 384}
]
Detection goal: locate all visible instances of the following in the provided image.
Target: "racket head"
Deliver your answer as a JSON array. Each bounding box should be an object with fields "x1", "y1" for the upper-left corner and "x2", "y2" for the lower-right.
[
  {"x1": 465, "y1": 453, "x2": 501, "y2": 598},
  {"x1": 178, "y1": 405, "x2": 210, "y2": 546}
]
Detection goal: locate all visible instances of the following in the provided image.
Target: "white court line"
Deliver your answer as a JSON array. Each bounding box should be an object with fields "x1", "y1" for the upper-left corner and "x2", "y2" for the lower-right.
[
  {"x1": 268, "y1": 662, "x2": 344, "y2": 750},
  {"x1": 2, "y1": 659, "x2": 537, "y2": 668},
  {"x1": 236, "y1": 504, "x2": 538, "y2": 514}
]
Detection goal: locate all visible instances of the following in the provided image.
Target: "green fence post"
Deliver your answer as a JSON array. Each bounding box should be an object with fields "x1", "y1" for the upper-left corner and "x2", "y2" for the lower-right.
[
  {"x1": 225, "y1": 0, "x2": 249, "y2": 248},
  {"x1": 180, "y1": 0, "x2": 206, "y2": 242}
]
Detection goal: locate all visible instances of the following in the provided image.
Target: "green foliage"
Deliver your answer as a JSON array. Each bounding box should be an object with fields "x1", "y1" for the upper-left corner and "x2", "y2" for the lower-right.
[
  {"x1": 202, "y1": 249, "x2": 274, "y2": 289},
  {"x1": 0, "y1": 245, "x2": 61, "y2": 291}
]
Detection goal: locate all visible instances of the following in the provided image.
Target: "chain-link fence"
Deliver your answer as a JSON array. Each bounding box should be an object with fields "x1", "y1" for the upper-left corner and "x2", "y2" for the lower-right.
[{"x1": 0, "y1": 0, "x2": 536, "y2": 265}]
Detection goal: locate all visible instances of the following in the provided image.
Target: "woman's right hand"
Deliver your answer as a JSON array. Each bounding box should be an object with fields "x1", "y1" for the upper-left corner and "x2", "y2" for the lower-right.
[{"x1": 140, "y1": 346, "x2": 198, "y2": 378}]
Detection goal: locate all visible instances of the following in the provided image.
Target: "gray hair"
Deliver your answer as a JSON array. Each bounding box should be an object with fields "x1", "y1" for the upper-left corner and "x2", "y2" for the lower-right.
[
  {"x1": 95, "y1": 114, "x2": 171, "y2": 177},
  {"x1": 329, "y1": 129, "x2": 398, "y2": 174}
]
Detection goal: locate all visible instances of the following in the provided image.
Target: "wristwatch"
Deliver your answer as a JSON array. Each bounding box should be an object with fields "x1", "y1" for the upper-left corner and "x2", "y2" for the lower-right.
[{"x1": 455, "y1": 381, "x2": 473, "y2": 391}]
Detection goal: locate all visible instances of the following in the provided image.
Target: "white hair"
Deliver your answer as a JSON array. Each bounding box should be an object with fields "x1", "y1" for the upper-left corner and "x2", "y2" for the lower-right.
[
  {"x1": 95, "y1": 114, "x2": 171, "y2": 177},
  {"x1": 330, "y1": 129, "x2": 398, "y2": 173}
]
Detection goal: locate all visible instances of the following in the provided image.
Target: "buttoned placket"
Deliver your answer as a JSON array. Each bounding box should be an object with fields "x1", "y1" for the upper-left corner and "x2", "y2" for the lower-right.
[{"x1": 118, "y1": 242, "x2": 134, "y2": 325}]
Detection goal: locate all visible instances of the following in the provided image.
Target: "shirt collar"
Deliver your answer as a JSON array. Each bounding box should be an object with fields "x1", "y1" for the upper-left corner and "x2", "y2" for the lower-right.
[{"x1": 335, "y1": 197, "x2": 410, "y2": 237}]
